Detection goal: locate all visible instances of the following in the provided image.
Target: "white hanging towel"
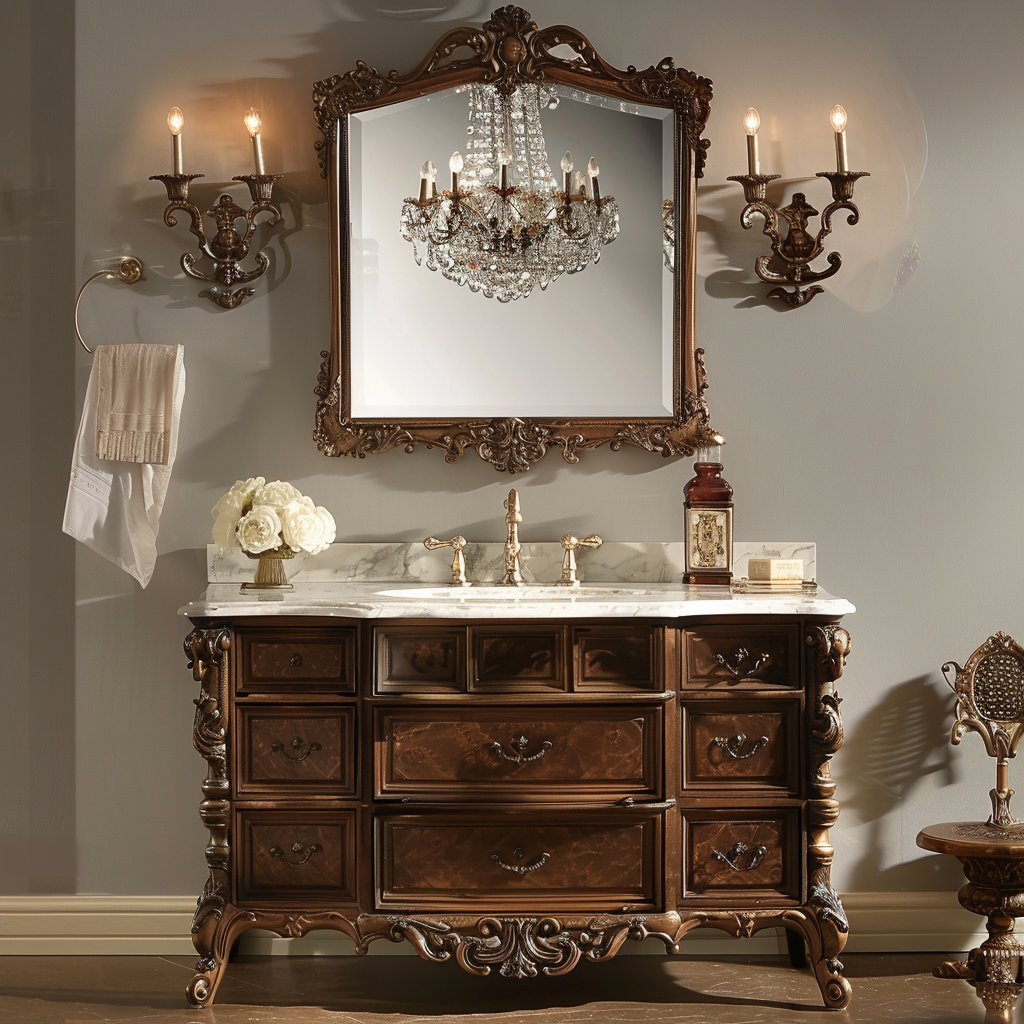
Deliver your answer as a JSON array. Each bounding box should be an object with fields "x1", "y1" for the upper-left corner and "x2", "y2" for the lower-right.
[{"x1": 63, "y1": 344, "x2": 185, "y2": 588}]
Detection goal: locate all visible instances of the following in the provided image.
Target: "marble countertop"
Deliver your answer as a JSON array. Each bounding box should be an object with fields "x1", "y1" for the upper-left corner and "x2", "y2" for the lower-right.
[{"x1": 181, "y1": 580, "x2": 854, "y2": 620}]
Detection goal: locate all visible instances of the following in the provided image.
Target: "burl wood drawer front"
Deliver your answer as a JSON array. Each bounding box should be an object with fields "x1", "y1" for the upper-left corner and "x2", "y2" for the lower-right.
[
  {"x1": 237, "y1": 810, "x2": 357, "y2": 903},
  {"x1": 375, "y1": 706, "x2": 661, "y2": 800},
  {"x1": 682, "y1": 700, "x2": 800, "y2": 793},
  {"x1": 236, "y1": 706, "x2": 356, "y2": 796},
  {"x1": 239, "y1": 628, "x2": 355, "y2": 692},
  {"x1": 377, "y1": 812, "x2": 659, "y2": 911},
  {"x1": 471, "y1": 626, "x2": 567, "y2": 692},
  {"x1": 683, "y1": 626, "x2": 799, "y2": 689},
  {"x1": 573, "y1": 626, "x2": 659, "y2": 691},
  {"x1": 375, "y1": 626, "x2": 466, "y2": 693},
  {"x1": 682, "y1": 809, "x2": 800, "y2": 901}
]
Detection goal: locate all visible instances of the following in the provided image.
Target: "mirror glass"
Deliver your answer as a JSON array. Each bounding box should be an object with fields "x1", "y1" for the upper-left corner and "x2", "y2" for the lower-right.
[{"x1": 349, "y1": 87, "x2": 673, "y2": 418}]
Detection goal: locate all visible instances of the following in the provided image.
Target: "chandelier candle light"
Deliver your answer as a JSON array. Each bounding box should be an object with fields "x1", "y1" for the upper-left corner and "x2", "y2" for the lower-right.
[
  {"x1": 400, "y1": 84, "x2": 620, "y2": 302},
  {"x1": 727, "y1": 104, "x2": 868, "y2": 308}
]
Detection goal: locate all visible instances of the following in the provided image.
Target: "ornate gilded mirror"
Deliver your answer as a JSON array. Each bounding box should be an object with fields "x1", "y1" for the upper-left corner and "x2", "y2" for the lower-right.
[{"x1": 312, "y1": 6, "x2": 720, "y2": 473}]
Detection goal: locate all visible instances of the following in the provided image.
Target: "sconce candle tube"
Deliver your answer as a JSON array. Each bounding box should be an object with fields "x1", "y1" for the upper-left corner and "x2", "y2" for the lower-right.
[
  {"x1": 743, "y1": 107, "x2": 761, "y2": 176},
  {"x1": 830, "y1": 105, "x2": 849, "y2": 173},
  {"x1": 244, "y1": 108, "x2": 266, "y2": 175},
  {"x1": 561, "y1": 151, "x2": 573, "y2": 196},
  {"x1": 167, "y1": 107, "x2": 184, "y2": 174},
  {"x1": 449, "y1": 151, "x2": 463, "y2": 192},
  {"x1": 419, "y1": 160, "x2": 436, "y2": 203}
]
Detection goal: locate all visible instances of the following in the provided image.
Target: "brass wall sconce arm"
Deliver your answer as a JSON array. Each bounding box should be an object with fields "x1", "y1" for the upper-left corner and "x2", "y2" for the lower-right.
[
  {"x1": 727, "y1": 169, "x2": 868, "y2": 308},
  {"x1": 149, "y1": 171, "x2": 283, "y2": 310}
]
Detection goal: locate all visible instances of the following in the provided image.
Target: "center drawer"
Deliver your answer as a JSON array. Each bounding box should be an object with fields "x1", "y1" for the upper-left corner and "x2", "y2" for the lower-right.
[
  {"x1": 376, "y1": 810, "x2": 661, "y2": 912},
  {"x1": 375, "y1": 705, "x2": 662, "y2": 801}
]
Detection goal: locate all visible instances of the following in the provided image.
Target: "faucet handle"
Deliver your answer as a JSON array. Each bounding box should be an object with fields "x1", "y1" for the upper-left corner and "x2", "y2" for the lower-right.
[
  {"x1": 556, "y1": 534, "x2": 604, "y2": 587},
  {"x1": 424, "y1": 535, "x2": 471, "y2": 586}
]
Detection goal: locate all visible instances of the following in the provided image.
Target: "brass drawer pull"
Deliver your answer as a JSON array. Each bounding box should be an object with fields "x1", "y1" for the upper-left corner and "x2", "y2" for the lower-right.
[
  {"x1": 617, "y1": 796, "x2": 676, "y2": 810},
  {"x1": 270, "y1": 737, "x2": 322, "y2": 762},
  {"x1": 269, "y1": 841, "x2": 322, "y2": 866},
  {"x1": 714, "y1": 647, "x2": 770, "y2": 679},
  {"x1": 712, "y1": 733, "x2": 769, "y2": 760},
  {"x1": 490, "y1": 847, "x2": 551, "y2": 875},
  {"x1": 486, "y1": 735, "x2": 553, "y2": 764},
  {"x1": 289, "y1": 653, "x2": 303, "y2": 667},
  {"x1": 711, "y1": 841, "x2": 768, "y2": 872}
]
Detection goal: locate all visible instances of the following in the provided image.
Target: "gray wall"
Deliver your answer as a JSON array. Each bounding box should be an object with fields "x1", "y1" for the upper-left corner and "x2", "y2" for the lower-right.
[{"x1": 3, "y1": 0, "x2": 1021, "y2": 898}]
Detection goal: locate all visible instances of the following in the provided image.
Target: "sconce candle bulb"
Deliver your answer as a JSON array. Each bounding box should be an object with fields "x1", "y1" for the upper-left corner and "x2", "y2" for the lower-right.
[
  {"x1": 830, "y1": 104, "x2": 849, "y2": 173},
  {"x1": 244, "y1": 107, "x2": 266, "y2": 175},
  {"x1": 561, "y1": 151, "x2": 574, "y2": 195},
  {"x1": 167, "y1": 107, "x2": 184, "y2": 174},
  {"x1": 743, "y1": 107, "x2": 760, "y2": 176}
]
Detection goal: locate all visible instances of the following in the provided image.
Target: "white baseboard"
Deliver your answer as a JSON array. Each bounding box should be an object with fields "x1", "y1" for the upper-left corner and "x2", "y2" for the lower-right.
[{"x1": 0, "y1": 892, "x2": 986, "y2": 956}]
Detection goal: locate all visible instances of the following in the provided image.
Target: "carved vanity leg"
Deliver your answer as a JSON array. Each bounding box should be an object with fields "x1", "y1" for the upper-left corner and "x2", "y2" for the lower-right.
[
  {"x1": 184, "y1": 626, "x2": 238, "y2": 1008},
  {"x1": 799, "y1": 625, "x2": 853, "y2": 1010}
]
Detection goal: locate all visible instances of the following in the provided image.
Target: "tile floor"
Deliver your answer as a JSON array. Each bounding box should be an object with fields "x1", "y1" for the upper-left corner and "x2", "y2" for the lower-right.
[{"x1": 0, "y1": 953, "x2": 994, "y2": 1024}]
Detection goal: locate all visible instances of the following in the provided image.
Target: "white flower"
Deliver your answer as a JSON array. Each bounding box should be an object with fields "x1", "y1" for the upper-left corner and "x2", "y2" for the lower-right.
[
  {"x1": 237, "y1": 505, "x2": 283, "y2": 554},
  {"x1": 255, "y1": 480, "x2": 303, "y2": 511},
  {"x1": 211, "y1": 476, "x2": 265, "y2": 549},
  {"x1": 281, "y1": 498, "x2": 336, "y2": 555}
]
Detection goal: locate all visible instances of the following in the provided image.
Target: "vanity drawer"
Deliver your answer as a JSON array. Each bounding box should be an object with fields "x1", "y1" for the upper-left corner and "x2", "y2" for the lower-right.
[
  {"x1": 681, "y1": 808, "x2": 800, "y2": 902},
  {"x1": 471, "y1": 626, "x2": 567, "y2": 692},
  {"x1": 375, "y1": 626, "x2": 466, "y2": 693},
  {"x1": 573, "y1": 625, "x2": 660, "y2": 691},
  {"x1": 236, "y1": 706, "x2": 356, "y2": 796},
  {"x1": 681, "y1": 699, "x2": 800, "y2": 794},
  {"x1": 682, "y1": 626, "x2": 799, "y2": 689},
  {"x1": 236, "y1": 810, "x2": 357, "y2": 903},
  {"x1": 375, "y1": 705, "x2": 661, "y2": 800},
  {"x1": 238, "y1": 628, "x2": 356, "y2": 693},
  {"x1": 376, "y1": 810, "x2": 660, "y2": 911}
]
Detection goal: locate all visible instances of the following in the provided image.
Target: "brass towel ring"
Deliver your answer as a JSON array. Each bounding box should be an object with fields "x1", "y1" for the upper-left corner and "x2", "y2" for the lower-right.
[{"x1": 74, "y1": 256, "x2": 145, "y2": 355}]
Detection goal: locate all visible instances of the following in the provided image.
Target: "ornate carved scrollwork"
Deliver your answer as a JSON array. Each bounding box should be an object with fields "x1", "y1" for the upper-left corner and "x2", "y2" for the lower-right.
[{"x1": 314, "y1": 353, "x2": 720, "y2": 473}]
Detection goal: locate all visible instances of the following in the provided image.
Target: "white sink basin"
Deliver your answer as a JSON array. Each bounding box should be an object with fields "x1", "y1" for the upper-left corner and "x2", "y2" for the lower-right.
[{"x1": 375, "y1": 585, "x2": 666, "y2": 601}]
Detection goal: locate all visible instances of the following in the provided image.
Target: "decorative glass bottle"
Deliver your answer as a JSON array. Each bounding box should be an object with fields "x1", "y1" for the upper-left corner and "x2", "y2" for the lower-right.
[{"x1": 683, "y1": 446, "x2": 733, "y2": 586}]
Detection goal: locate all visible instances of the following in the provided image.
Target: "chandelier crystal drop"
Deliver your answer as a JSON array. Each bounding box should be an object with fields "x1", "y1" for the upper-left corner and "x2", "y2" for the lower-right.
[{"x1": 400, "y1": 84, "x2": 620, "y2": 302}]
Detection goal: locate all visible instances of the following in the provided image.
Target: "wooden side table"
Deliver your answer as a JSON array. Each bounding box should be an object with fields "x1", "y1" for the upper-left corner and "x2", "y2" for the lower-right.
[{"x1": 918, "y1": 821, "x2": 1024, "y2": 1023}]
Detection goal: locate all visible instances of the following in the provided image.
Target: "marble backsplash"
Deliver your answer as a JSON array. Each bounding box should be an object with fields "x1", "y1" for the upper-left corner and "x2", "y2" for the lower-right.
[{"x1": 208, "y1": 541, "x2": 816, "y2": 585}]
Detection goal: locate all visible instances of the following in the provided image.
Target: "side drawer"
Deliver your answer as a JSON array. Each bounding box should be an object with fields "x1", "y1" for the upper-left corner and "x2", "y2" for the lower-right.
[
  {"x1": 573, "y1": 625, "x2": 660, "y2": 691},
  {"x1": 682, "y1": 625, "x2": 799, "y2": 689},
  {"x1": 238, "y1": 628, "x2": 356, "y2": 693},
  {"x1": 681, "y1": 699, "x2": 800, "y2": 794},
  {"x1": 376, "y1": 704, "x2": 662, "y2": 801},
  {"x1": 236, "y1": 705, "x2": 356, "y2": 796},
  {"x1": 681, "y1": 808, "x2": 800, "y2": 903},
  {"x1": 376, "y1": 810, "x2": 660, "y2": 912},
  {"x1": 236, "y1": 809, "x2": 357, "y2": 903}
]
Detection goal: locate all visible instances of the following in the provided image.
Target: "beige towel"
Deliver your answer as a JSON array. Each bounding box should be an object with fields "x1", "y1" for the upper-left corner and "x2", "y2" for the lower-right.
[{"x1": 94, "y1": 343, "x2": 179, "y2": 463}]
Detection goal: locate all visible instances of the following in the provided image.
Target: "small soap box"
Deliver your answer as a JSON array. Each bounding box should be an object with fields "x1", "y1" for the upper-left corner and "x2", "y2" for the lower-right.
[{"x1": 747, "y1": 558, "x2": 804, "y2": 582}]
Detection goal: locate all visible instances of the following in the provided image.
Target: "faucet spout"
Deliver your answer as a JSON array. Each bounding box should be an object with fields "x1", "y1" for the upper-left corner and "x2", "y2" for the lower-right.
[{"x1": 500, "y1": 487, "x2": 525, "y2": 585}]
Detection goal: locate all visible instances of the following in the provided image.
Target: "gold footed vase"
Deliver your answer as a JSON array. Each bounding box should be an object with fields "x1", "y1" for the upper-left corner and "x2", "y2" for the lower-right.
[{"x1": 242, "y1": 548, "x2": 294, "y2": 590}]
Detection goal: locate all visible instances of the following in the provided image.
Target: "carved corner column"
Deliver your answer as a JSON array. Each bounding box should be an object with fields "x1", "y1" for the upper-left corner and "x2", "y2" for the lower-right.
[
  {"x1": 799, "y1": 623, "x2": 852, "y2": 1009},
  {"x1": 183, "y1": 626, "x2": 246, "y2": 1007}
]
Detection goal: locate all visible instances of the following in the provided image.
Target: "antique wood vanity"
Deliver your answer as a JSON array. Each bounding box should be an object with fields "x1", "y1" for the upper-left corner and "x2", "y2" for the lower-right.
[{"x1": 180, "y1": 581, "x2": 853, "y2": 1009}]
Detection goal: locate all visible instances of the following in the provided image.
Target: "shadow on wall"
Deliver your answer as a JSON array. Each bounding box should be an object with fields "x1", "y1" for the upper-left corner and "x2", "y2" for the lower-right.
[{"x1": 841, "y1": 674, "x2": 964, "y2": 893}]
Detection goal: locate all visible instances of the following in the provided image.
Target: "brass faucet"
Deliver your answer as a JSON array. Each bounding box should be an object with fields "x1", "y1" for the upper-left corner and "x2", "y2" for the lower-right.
[{"x1": 499, "y1": 488, "x2": 525, "y2": 586}]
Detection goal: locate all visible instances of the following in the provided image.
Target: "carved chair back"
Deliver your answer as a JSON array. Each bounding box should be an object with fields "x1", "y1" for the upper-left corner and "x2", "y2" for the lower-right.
[{"x1": 944, "y1": 632, "x2": 1024, "y2": 826}]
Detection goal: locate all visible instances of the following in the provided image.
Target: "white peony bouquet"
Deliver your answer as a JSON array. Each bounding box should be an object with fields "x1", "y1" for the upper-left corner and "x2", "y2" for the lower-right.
[{"x1": 212, "y1": 477, "x2": 336, "y2": 557}]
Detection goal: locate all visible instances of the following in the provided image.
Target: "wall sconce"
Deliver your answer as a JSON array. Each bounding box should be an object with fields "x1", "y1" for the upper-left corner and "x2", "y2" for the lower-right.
[
  {"x1": 149, "y1": 107, "x2": 282, "y2": 310},
  {"x1": 727, "y1": 105, "x2": 868, "y2": 308}
]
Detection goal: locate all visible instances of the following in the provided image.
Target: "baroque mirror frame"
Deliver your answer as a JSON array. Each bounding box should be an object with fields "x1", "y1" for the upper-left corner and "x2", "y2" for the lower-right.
[{"x1": 312, "y1": 5, "x2": 719, "y2": 473}]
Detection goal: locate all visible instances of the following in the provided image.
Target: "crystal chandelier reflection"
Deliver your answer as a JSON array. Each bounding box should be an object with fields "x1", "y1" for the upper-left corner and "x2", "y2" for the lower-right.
[{"x1": 400, "y1": 84, "x2": 620, "y2": 302}]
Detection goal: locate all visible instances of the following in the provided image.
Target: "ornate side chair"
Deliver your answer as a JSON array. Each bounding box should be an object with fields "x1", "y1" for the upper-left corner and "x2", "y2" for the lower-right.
[{"x1": 917, "y1": 632, "x2": 1024, "y2": 1024}]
